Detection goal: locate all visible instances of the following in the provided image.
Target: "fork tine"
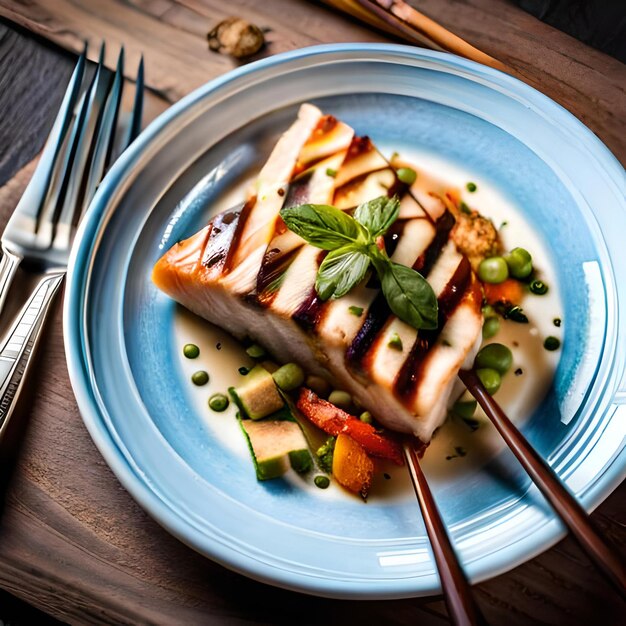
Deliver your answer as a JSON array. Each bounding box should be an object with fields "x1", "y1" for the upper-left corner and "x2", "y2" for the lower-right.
[
  {"x1": 11, "y1": 51, "x2": 86, "y2": 227},
  {"x1": 49, "y1": 43, "x2": 113, "y2": 251},
  {"x1": 126, "y1": 55, "x2": 144, "y2": 148},
  {"x1": 34, "y1": 60, "x2": 93, "y2": 245},
  {"x1": 82, "y1": 47, "x2": 125, "y2": 212},
  {"x1": 103, "y1": 47, "x2": 125, "y2": 171}
]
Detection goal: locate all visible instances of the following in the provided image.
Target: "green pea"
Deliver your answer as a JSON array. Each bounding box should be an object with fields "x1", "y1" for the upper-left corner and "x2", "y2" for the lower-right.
[
  {"x1": 388, "y1": 333, "x2": 403, "y2": 351},
  {"x1": 208, "y1": 393, "x2": 229, "y2": 412},
  {"x1": 183, "y1": 343, "x2": 199, "y2": 359},
  {"x1": 481, "y1": 304, "x2": 495, "y2": 318},
  {"x1": 544, "y1": 336, "x2": 561, "y2": 351},
  {"x1": 529, "y1": 280, "x2": 548, "y2": 295},
  {"x1": 476, "y1": 368, "x2": 502, "y2": 395},
  {"x1": 272, "y1": 363, "x2": 305, "y2": 391},
  {"x1": 478, "y1": 257, "x2": 509, "y2": 284},
  {"x1": 466, "y1": 182, "x2": 477, "y2": 192},
  {"x1": 245, "y1": 344, "x2": 266, "y2": 359},
  {"x1": 475, "y1": 343, "x2": 513, "y2": 374},
  {"x1": 359, "y1": 411, "x2": 373, "y2": 424},
  {"x1": 452, "y1": 399, "x2": 477, "y2": 419},
  {"x1": 396, "y1": 167, "x2": 417, "y2": 185},
  {"x1": 314, "y1": 475, "x2": 330, "y2": 489},
  {"x1": 191, "y1": 370, "x2": 209, "y2": 386},
  {"x1": 482, "y1": 317, "x2": 500, "y2": 339},
  {"x1": 328, "y1": 390, "x2": 352, "y2": 411},
  {"x1": 505, "y1": 247, "x2": 533, "y2": 279}
]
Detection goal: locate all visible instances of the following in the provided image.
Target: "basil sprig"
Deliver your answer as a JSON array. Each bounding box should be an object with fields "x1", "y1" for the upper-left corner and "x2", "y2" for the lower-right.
[
  {"x1": 316, "y1": 245, "x2": 371, "y2": 300},
  {"x1": 279, "y1": 204, "x2": 367, "y2": 249},
  {"x1": 279, "y1": 196, "x2": 438, "y2": 330}
]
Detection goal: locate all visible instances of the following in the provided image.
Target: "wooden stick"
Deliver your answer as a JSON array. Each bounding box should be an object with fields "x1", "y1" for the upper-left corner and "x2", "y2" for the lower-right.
[
  {"x1": 404, "y1": 443, "x2": 489, "y2": 625},
  {"x1": 321, "y1": 0, "x2": 511, "y2": 73},
  {"x1": 459, "y1": 368, "x2": 626, "y2": 600}
]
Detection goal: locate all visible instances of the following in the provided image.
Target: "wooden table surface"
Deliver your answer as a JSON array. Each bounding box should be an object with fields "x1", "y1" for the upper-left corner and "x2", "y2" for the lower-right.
[{"x1": 0, "y1": 1, "x2": 624, "y2": 624}]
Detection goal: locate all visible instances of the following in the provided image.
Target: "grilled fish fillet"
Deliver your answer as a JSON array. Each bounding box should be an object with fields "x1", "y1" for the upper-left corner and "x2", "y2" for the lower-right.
[{"x1": 153, "y1": 104, "x2": 482, "y2": 442}]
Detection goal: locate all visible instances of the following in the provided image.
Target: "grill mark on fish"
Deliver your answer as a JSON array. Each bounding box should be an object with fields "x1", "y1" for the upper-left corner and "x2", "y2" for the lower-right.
[
  {"x1": 412, "y1": 210, "x2": 455, "y2": 275},
  {"x1": 255, "y1": 176, "x2": 313, "y2": 300},
  {"x1": 383, "y1": 219, "x2": 407, "y2": 258},
  {"x1": 219, "y1": 197, "x2": 256, "y2": 274},
  {"x1": 394, "y1": 256, "x2": 472, "y2": 400},
  {"x1": 256, "y1": 246, "x2": 301, "y2": 306},
  {"x1": 346, "y1": 293, "x2": 390, "y2": 369},
  {"x1": 292, "y1": 250, "x2": 328, "y2": 330},
  {"x1": 292, "y1": 288, "x2": 326, "y2": 331},
  {"x1": 283, "y1": 171, "x2": 313, "y2": 207},
  {"x1": 201, "y1": 203, "x2": 248, "y2": 272}
]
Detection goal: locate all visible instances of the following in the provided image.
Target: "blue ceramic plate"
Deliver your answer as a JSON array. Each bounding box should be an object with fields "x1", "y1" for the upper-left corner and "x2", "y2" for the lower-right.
[{"x1": 64, "y1": 45, "x2": 626, "y2": 599}]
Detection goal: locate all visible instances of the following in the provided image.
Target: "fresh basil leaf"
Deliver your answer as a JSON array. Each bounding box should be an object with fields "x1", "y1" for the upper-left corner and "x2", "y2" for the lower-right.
[
  {"x1": 315, "y1": 246, "x2": 371, "y2": 300},
  {"x1": 353, "y1": 195, "x2": 400, "y2": 238},
  {"x1": 280, "y1": 204, "x2": 367, "y2": 250},
  {"x1": 381, "y1": 262, "x2": 438, "y2": 330}
]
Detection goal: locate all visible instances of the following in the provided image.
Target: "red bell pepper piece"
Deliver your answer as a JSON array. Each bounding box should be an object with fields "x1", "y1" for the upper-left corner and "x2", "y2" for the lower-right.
[{"x1": 296, "y1": 388, "x2": 404, "y2": 465}]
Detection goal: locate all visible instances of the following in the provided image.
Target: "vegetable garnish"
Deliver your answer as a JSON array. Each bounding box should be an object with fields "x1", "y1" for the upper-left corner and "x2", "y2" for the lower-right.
[
  {"x1": 183, "y1": 343, "x2": 200, "y2": 359},
  {"x1": 208, "y1": 393, "x2": 229, "y2": 412},
  {"x1": 529, "y1": 279, "x2": 549, "y2": 295},
  {"x1": 475, "y1": 343, "x2": 512, "y2": 374},
  {"x1": 280, "y1": 196, "x2": 439, "y2": 330},
  {"x1": 314, "y1": 475, "x2": 330, "y2": 489},
  {"x1": 505, "y1": 247, "x2": 533, "y2": 279},
  {"x1": 245, "y1": 344, "x2": 266, "y2": 359},
  {"x1": 544, "y1": 336, "x2": 561, "y2": 351},
  {"x1": 496, "y1": 303, "x2": 529, "y2": 323},
  {"x1": 478, "y1": 256, "x2": 509, "y2": 284},
  {"x1": 191, "y1": 371, "x2": 209, "y2": 386},
  {"x1": 388, "y1": 332, "x2": 403, "y2": 351},
  {"x1": 396, "y1": 167, "x2": 417, "y2": 185},
  {"x1": 296, "y1": 388, "x2": 404, "y2": 465}
]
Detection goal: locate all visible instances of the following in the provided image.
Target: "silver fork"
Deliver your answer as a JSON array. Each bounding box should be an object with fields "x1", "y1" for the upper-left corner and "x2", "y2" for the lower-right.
[{"x1": 0, "y1": 44, "x2": 144, "y2": 442}]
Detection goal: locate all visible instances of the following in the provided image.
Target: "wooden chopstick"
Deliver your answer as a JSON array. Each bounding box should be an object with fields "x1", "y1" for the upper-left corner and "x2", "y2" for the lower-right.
[
  {"x1": 404, "y1": 443, "x2": 488, "y2": 625},
  {"x1": 321, "y1": 0, "x2": 511, "y2": 73},
  {"x1": 459, "y1": 368, "x2": 626, "y2": 599}
]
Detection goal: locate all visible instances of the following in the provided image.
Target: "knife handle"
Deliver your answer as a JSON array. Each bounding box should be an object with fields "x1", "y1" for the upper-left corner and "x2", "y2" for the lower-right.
[
  {"x1": 0, "y1": 244, "x2": 23, "y2": 318},
  {"x1": 0, "y1": 271, "x2": 64, "y2": 447}
]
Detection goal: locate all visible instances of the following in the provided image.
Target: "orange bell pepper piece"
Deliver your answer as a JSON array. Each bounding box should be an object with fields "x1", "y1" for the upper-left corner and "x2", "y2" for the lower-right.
[
  {"x1": 332, "y1": 434, "x2": 374, "y2": 498},
  {"x1": 296, "y1": 388, "x2": 404, "y2": 465},
  {"x1": 483, "y1": 278, "x2": 523, "y2": 306}
]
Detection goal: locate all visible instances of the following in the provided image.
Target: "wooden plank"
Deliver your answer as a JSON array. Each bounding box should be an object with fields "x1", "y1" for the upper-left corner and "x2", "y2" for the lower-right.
[
  {"x1": 0, "y1": 0, "x2": 389, "y2": 101},
  {"x1": 0, "y1": 24, "x2": 73, "y2": 186},
  {"x1": 0, "y1": 0, "x2": 624, "y2": 165}
]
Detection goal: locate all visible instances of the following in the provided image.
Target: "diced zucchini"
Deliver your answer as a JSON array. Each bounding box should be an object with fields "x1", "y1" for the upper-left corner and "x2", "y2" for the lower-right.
[
  {"x1": 239, "y1": 419, "x2": 312, "y2": 480},
  {"x1": 229, "y1": 365, "x2": 284, "y2": 420}
]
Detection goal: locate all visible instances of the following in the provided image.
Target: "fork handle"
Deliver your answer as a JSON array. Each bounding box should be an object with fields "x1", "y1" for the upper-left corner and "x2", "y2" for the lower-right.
[
  {"x1": 0, "y1": 271, "x2": 64, "y2": 445},
  {"x1": 0, "y1": 244, "x2": 23, "y2": 317}
]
